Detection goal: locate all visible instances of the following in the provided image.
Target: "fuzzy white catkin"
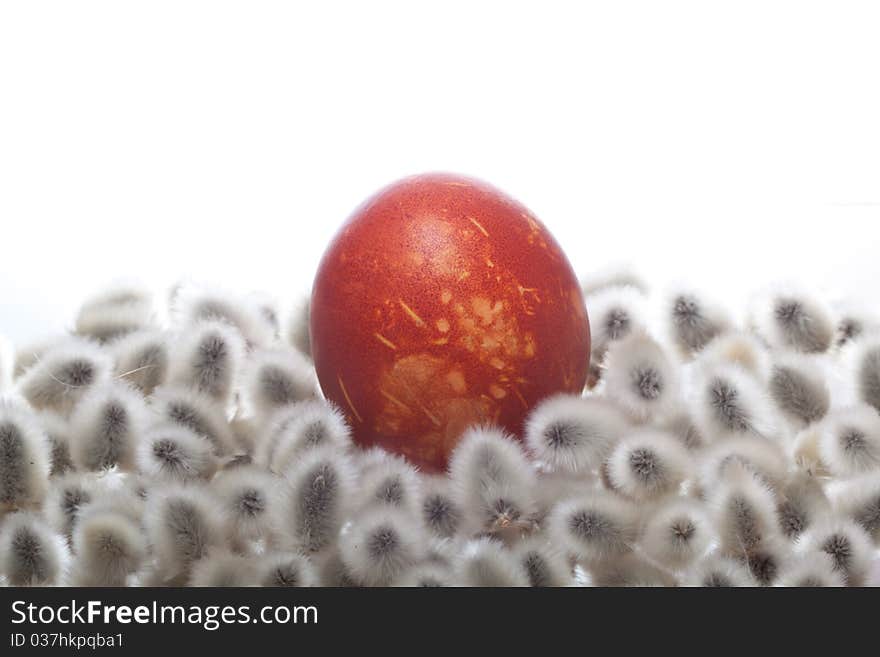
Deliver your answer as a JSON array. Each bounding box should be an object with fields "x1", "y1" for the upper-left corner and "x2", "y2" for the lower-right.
[
  {"x1": 639, "y1": 499, "x2": 714, "y2": 568},
  {"x1": 448, "y1": 426, "x2": 537, "y2": 535},
  {"x1": 168, "y1": 319, "x2": 246, "y2": 404},
  {"x1": 605, "y1": 429, "x2": 692, "y2": 501},
  {"x1": 665, "y1": 288, "x2": 732, "y2": 358},
  {"x1": 525, "y1": 394, "x2": 629, "y2": 474},
  {"x1": 796, "y1": 519, "x2": 874, "y2": 586},
  {"x1": 338, "y1": 507, "x2": 423, "y2": 586},
  {"x1": 358, "y1": 455, "x2": 422, "y2": 518},
  {"x1": 548, "y1": 491, "x2": 640, "y2": 564},
  {"x1": 74, "y1": 284, "x2": 156, "y2": 344},
  {"x1": 512, "y1": 536, "x2": 573, "y2": 586},
  {"x1": 211, "y1": 465, "x2": 279, "y2": 551},
  {"x1": 0, "y1": 512, "x2": 68, "y2": 586},
  {"x1": 44, "y1": 473, "x2": 95, "y2": 538},
  {"x1": 113, "y1": 329, "x2": 170, "y2": 395},
  {"x1": 151, "y1": 384, "x2": 238, "y2": 456},
  {"x1": 603, "y1": 331, "x2": 679, "y2": 423},
  {"x1": 690, "y1": 363, "x2": 779, "y2": 441},
  {"x1": 260, "y1": 399, "x2": 351, "y2": 472},
  {"x1": 819, "y1": 405, "x2": 880, "y2": 477},
  {"x1": 241, "y1": 347, "x2": 317, "y2": 420},
  {"x1": 11, "y1": 275, "x2": 880, "y2": 588},
  {"x1": 709, "y1": 462, "x2": 780, "y2": 557},
  {"x1": 848, "y1": 334, "x2": 880, "y2": 412},
  {"x1": 17, "y1": 338, "x2": 113, "y2": 415},
  {"x1": 280, "y1": 447, "x2": 356, "y2": 554},
  {"x1": 71, "y1": 507, "x2": 147, "y2": 586},
  {"x1": 259, "y1": 552, "x2": 318, "y2": 587},
  {"x1": 172, "y1": 285, "x2": 275, "y2": 349},
  {"x1": 750, "y1": 285, "x2": 835, "y2": 355},
  {"x1": 144, "y1": 485, "x2": 226, "y2": 583},
  {"x1": 0, "y1": 400, "x2": 51, "y2": 509},
  {"x1": 585, "y1": 285, "x2": 648, "y2": 363},
  {"x1": 68, "y1": 381, "x2": 148, "y2": 472},
  {"x1": 768, "y1": 355, "x2": 831, "y2": 428},
  {"x1": 138, "y1": 424, "x2": 218, "y2": 483},
  {"x1": 683, "y1": 555, "x2": 757, "y2": 587}
]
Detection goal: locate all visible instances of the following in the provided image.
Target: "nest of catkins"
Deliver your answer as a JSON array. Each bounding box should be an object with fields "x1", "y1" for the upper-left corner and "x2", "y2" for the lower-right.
[{"x1": 2, "y1": 269, "x2": 880, "y2": 587}]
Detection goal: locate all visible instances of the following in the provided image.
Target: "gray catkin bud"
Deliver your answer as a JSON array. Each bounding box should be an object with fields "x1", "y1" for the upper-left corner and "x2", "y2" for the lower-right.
[
  {"x1": 137, "y1": 424, "x2": 218, "y2": 483},
  {"x1": 71, "y1": 507, "x2": 147, "y2": 586},
  {"x1": 242, "y1": 347, "x2": 317, "y2": 420},
  {"x1": 448, "y1": 426, "x2": 537, "y2": 535},
  {"x1": 339, "y1": 507, "x2": 423, "y2": 586},
  {"x1": 819, "y1": 405, "x2": 880, "y2": 477},
  {"x1": 419, "y1": 476, "x2": 462, "y2": 539},
  {"x1": 17, "y1": 338, "x2": 113, "y2": 415},
  {"x1": 849, "y1": 335, "x2": 880, "y2": 413},
  {"x1": 0, "y1": 401, "x2": 50, "y2": 509},
  {"x1": 144, "y1": 486, "x2": 225, "y2": 583},
  {"x1": 548, "y1": 492, "x2": 640, "y2": 564},
  {"x1": 605, "y1": 429, "x2": 692, "y2": 501},
  {"x1": 358, "y1": 456, "x2": 422, "y2": 517},
  {"x1": 796, "y1": 519, "x2": 874, "y2": 586},
  {"x1": 776, "y1": 471, "x2": 831, "y2": 539},
  {"x1": 710, "y1": 463, "x2": 780, "y2": 557},
  {"x1": 68, "y1": 382, "x2": 147, "y2": 472},
  {"x1": 742, "y1": 538, "x2": 791, "y2": 586},
  {"x1": 750, "y1": 286, "x2": 835, "y2": 354},
  {"x1": 639, "y1": 499, "x2": 715, "y2": 569},
  {"x1": 280, "y1": 448, "x2": 356, "y2": 554},
  {"x1": 113, "y1": 329, "x2": 170, "y2": 395},
  {"x1": 603, "y1": 331, "x2": 679, "y2": 423},
  {"x1": 512, "y1": 536, "x2": 572, "y2": 587},
  {"x1": 683, "y1": 555, "x2": 757, "y2": 587},
  {"x1": 172, "y1": 285, "x2": 275, "y2": 349},
  {"x1": 39, "y1": 412, "x2": 75, "y2": 477},
  {"x1": 692, "y1": 363, "x2": 778, "y2": 441},
  {"x1": 768, "y1": 356, "x2": 831, "y2": 427},
  {"x1": 827, "y1": 473, "x2": 880, "y2": 541},
  {"x1": 74, "y1": 284, "x2": 156, "y2": 343},
  {"x1": 259, "y1": 552, "x2": 318, "y2": 587},
  {"x1": 169, "y1": 319, "x2": 245, "y2": 404},
  {"x1": 259, "y1": 399, "x2": 351, "y2": 472},
  {"x1": 525, "y1": 394, "x2": 630, "y2": 474},
  {"x1": 151, "y1": 384, "x2": 238, "y2": 456},
  {"x1": 44, "y1": 473, "x2": 95, "y2": 540},
  {"x1": 211, "y1": 466, "x2": 279, "y2": 551},
  {"x1": 0, "y1": 512, "x2": 68, "y2": 586},
  {"x1": 666, "y1": 289, "x2": 731, "y2": 357},
  {"x1": 585, "y1": 285, "x2": 647, "y2": 365}
]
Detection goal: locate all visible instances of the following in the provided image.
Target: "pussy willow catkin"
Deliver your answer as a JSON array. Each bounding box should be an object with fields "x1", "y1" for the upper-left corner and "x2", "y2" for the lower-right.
[{"x1": 1, "y1": 274, "x2": 879, "y2": 587}]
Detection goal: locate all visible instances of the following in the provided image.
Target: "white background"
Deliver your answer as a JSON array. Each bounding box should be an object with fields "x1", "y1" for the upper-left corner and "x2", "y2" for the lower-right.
[{"x1": 1, "y1": 1, "x2": 878, "y2": 344}]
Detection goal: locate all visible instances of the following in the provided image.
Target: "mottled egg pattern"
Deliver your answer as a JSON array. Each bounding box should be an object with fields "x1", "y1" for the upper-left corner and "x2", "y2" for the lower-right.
[{"x1": 311, "y1": 173, "x2": 590, "y2": 471}]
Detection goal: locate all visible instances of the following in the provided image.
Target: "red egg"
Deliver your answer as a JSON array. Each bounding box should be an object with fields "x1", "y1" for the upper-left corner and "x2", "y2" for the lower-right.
[{"x1": 310, "y1": 173, "x2": 590, "y2": 471}]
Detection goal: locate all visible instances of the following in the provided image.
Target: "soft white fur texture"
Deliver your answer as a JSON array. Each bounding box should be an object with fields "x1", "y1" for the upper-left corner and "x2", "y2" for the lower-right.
[{"x1": 1, "y1": 274, "x2": 880, "y2": 587}]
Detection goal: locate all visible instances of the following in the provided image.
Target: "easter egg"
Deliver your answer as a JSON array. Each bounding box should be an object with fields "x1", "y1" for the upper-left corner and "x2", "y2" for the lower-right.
[{"x1": 310, "y1": 173, "x2": 590, "y2": 471}]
